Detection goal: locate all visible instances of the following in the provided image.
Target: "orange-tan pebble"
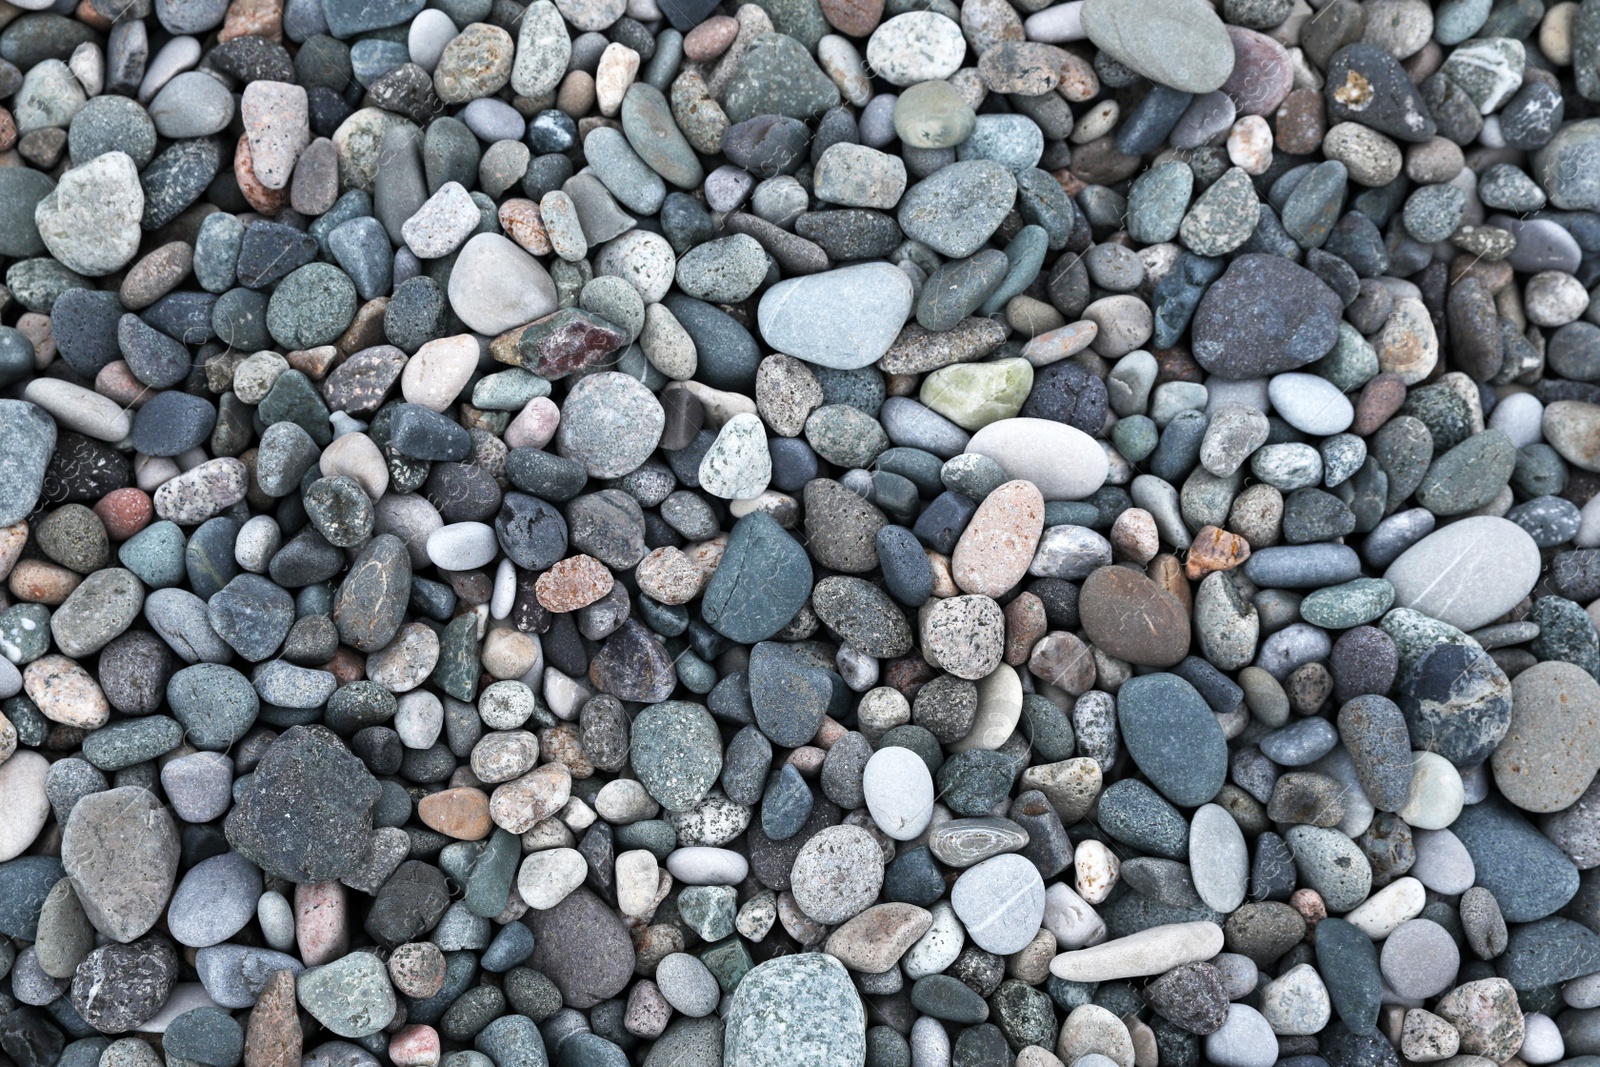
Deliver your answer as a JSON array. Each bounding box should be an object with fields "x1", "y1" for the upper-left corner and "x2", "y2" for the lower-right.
[
  {"x1": 11, "y1": 559, "x2": 82, "y2": 605},
  {"x1": 1185, "y1": 525, "x2": 1252, "y2": 580},
  {"x1": 535, "y1": 554, "x2": 614, "y2": 612},
  {"x1": 418, "y1": 787, "x2": 492, "y2": 840},
  {"x1": 497, "y1": 198, "x2": 552, "y2": 256}
]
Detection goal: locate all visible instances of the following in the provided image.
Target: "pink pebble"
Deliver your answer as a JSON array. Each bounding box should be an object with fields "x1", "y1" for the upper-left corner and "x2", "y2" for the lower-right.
[
  {"x1": 294, "y1": 881, "x2": 348, "y2": 965},
  {"x1": 504, "y1": 396, "x2": 560, "y2": 449},
  {"x1": 1222, "y1": 26, "x2": 1293, "y2": 116},
  {"x1": 390, "y1": 1025, "x2": 441, "y2": 1067}
]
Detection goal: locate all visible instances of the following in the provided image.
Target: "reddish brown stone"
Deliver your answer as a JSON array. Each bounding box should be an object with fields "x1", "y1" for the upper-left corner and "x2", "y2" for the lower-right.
[
  {"x1": 1274, "y1": 88, "x2": 1325, "y2": 155},
  {"x1": 1154, "y1": 346, "x2": 1205, "y2": 384},
  {"x1": 1185, "y1": 525, "x2": 1251, "y2": 580},
  {"x1": 1003, "y1": 591, "x2": 1047, "y2": 666},
  {"x1": 320, "y1": 647, "x2": 366, "y2": 685},
  {"x1": 220, "y1": 0, "x2": 282, "y2": 40},
  {"x1": 883, "y1": 654, "x2": 938, "y2": 698},
  {"x1": 1351, "y1": 372, "x2": 1408, "y2": 436},
  {"x1": 93, "y1": 489, "x2": 153, "y2": 541},
  {"x1": 516, "y1": 309, "x2": 628, "y2": 380}
]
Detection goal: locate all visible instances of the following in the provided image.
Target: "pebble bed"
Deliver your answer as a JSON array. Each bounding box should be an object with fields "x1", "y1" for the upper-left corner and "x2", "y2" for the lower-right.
[{"x1": 5, "y1": 0, "x2": 1600, "y2": 1065}]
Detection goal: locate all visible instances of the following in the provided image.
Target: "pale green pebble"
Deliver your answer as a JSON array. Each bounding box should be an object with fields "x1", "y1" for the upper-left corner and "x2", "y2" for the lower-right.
[
  {"x1": 1126, "y1": 161, "x2": 1194, "y2": 245},
  {"x1": 472, "y1": 369, "x2": 551, "y2": 411},
  {"x1": 117, "y1": 521, "x2": 187, "y2": 589},
  {"x1": 941, "y1": 453, "x2": 1007, "y2": 499},
  {"x1": 678, "y1": 884, "x2": 738, "y2": 941},
  {"x1": 919, "y1": 357, "x2": 1034, "y2": 431},
  {"x1": 675, "y1": 646, "x2": 720, "y2": 697},
  {"x1": 892, "y1": 79, "x2": 976, "y2": 149},
  {"x1": 1311, "y1": 323, "x2": 1379, "y2": 392},
  {"x1": 1113, "y1": 415, "x2": 1159, "y2": 463},
  {"x1": 6, "y1": 258, "x2": 89, "y2": 313},
  {"x1": 1300, "y1": 578, "x2": 1396, "y2": 629},
  {"x1": 980, "y1": 225, "x2": 1050, "y2": 315},
  {"x1": 804, "y1": 404, "x2": 889, "y2": 468},
  {"x1": 1433, "y1": 0, "x2": 1490, "y2": 43}
]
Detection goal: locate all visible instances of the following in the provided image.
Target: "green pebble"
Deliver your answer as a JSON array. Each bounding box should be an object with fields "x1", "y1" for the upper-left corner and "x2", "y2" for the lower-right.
[{"x1": 1300, "y1": 578, "x2": 1396, "y2": 629}]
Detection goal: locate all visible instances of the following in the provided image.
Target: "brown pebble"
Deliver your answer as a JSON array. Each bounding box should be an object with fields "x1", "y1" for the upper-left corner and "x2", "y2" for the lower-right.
[
  {"x1": 882, "y1": 654, "x2": 938, "y2": 700},
  {"x1": 18, "y1": 128, "x2": 64, "y2": 168},
  {"x1": 417, "y1": 787, "x2": 492, "y2": 840},
  {"x1": 336, "y1": 298, "x2": 389, "y2": 356},
  {"x1": 286, "y1": 345, "x2": 340, "y2": 379},
  {"x1": 558, "y1": 70, "x2": 596, "y2": 117},
  {"x1": 1449, "y1": 257, "x2": 1514, "y2": 293},
  {"x1": 498, "y1": 198, "x2": 551, "y2": 255},
  {"x1": 683, "y1": 15, "x2": 739, "y2": 60},
  {"x1": 1069, "y1": 133, "x2": 1142, "y2": 185},
  {"x1": 15, "y1": 313, "x2": 51, "y2": 367},
  {"x1": 1148, "y1": 554, "x2": 1191, "y2": 613},
  {"x1": 539, "y1": 723, "x2": 592, "y2": 778},
  {"x1": 1078, "y1": 565, "x2": 1190, "y2": 667},
  {"x1": 1003, "y1": 591, "x2": 1047, "y2": 666},
  {"x1": 1185, "y1": 525, "x2": 1252, "y2": 580},
  {"x1": 1057, "y1": 50, "x2": 1099, "y2": 101},
  {"x1": 1286, "y1": 662, "x2": 1333, "y2": 716},
  {"x1": 221, "y1": 0, "x2": 282, "y2": 39},
  {"x1": 120, "y1": 242, "x2": 193, "y2": 311},
  {"x1": 1153, "y1": 346, "x2": 1205, "y2": 384},
  {"x1": 0, "y1": 109, "x2": 16, "y2": 153},
  {"x1": 244, "y1": 968, "x2": 301, "y2": 1067},
  {"x1": 1274, "y1": 88, "x2": 1325, "y2": 155},
  {"x1": 783, "y1": 746, "x2": 824, "y2": 776},
  {"x1": 1351, "y1": 372, "x2": 1407, "y2": 436},
  {"x1": 320, "y1": 647, "x2": 366, "y2": 685},
  {"x1": 536, "y1": 555, "x2": 614, "y2": 612}
]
